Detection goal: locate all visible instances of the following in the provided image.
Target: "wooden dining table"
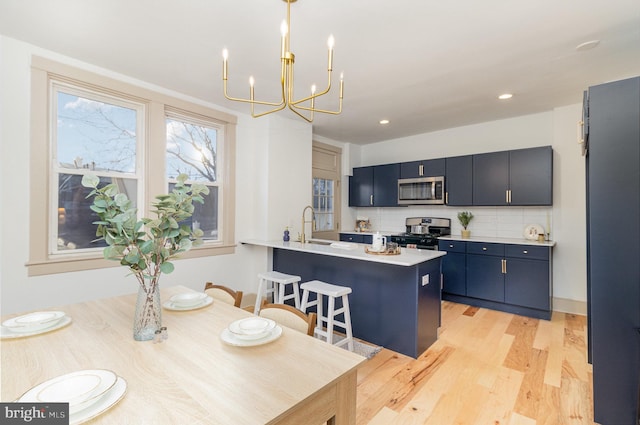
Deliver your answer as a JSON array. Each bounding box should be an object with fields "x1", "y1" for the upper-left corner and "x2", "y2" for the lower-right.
[{"x1": 1, "y1": 285, "x2": 365, "y2": 424}]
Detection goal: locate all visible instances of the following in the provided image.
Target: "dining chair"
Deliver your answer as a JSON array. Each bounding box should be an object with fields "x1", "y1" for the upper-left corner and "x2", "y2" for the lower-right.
[
  {"x1": 258, "y1": 300, "x2": 317, "y2": 336},
  {"x1": 204, "y1": 282, "x2": 243, "y2": 308}
]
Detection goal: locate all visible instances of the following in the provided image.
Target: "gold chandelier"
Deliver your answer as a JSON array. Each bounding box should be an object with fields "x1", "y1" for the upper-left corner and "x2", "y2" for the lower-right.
[{"x1": 222, "y1": 0, "x2": 343, "y2": 122}]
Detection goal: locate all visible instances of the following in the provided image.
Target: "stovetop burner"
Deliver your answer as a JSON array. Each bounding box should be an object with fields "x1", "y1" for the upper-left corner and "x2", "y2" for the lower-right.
[{"x1": 389, "y1": 217, "x2": 451, "y2": 250}]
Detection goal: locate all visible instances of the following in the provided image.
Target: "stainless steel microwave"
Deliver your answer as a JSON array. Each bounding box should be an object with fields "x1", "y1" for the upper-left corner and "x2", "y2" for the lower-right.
[{"x1": 397, "y1": 176, "x2": 445, "y2": 205}]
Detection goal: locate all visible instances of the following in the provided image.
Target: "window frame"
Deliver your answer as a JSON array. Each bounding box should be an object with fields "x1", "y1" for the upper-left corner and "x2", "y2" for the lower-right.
[{"x1": 28, "y1": 56, "x2": 237, "y2": 276}]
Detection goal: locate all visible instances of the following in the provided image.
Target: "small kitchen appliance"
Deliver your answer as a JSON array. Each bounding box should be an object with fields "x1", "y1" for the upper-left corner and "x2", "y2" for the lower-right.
[{"x1": 389, "y1": 217, "x2": 451, "y2": 250}]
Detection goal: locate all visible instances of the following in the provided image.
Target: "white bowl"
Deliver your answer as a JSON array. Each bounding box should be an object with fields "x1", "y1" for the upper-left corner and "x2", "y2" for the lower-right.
[
  {"x1": 169, "y1": 292, "x2": 208, "y2": 307},
  {"x1": 229, "y1": 317, "x2": 276, "y2": 336}
]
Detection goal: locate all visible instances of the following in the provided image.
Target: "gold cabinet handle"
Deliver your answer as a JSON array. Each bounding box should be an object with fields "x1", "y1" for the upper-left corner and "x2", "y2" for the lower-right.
[{"x1": 501, "y1": 259, "x2": 507, "y2": 274}]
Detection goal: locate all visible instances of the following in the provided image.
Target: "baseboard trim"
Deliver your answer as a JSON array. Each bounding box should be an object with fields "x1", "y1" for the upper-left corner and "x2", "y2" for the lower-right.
[{"x1": 552, "y1": 297, "x2": 587, "y2": 316}]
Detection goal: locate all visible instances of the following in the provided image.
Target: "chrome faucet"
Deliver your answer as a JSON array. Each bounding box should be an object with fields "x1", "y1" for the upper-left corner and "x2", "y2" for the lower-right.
[{"x1": 300, "y1": 205, "x2": 315, "y2": 243}]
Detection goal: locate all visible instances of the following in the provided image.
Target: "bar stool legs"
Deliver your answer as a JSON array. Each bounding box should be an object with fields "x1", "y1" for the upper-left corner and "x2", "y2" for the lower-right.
[{"x1": 300, "y1": 280, "x2": 354, "y2": 351}]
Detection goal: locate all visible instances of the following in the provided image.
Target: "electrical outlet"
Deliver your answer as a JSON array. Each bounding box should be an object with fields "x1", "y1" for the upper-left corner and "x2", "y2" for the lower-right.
[{"x1": 421, "y1": 274, "x2": 429, "y2": 286}]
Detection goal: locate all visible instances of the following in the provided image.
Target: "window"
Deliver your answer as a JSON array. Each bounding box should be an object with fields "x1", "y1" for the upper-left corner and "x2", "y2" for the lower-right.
[
  {"x1": 311, "y1": 141, "x2": 341, "y2": 241},
  {"x1": 165, "y1": 114, "x2": 222, "y2": 242},
  {"x1": 28, "y1": 56, "x2": 237, "y2": 276},
  {"x1": 53, "y1": 85, "x2": 142, "y2": 254}
]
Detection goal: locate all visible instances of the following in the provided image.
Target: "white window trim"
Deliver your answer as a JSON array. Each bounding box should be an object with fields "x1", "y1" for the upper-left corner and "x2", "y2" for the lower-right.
[{"x1": 27, "y1": 56, "x2": 237, "y2": 276}]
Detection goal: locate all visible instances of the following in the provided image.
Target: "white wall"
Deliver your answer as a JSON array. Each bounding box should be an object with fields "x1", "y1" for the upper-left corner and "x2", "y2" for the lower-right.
[
  {"x1": 345, "y1": 108, "x2": 588, "y2": 312},
  {"x1": 0, "y1": 36, "x2": 312, "y2": 315},
  {"x1": 0, "y1": 35, "x2": 587, "y2": 316}
]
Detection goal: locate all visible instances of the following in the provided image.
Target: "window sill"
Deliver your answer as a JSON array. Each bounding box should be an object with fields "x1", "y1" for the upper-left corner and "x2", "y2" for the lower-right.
[{"x1": 27, "y1": 243, "x2": 236, "y2": 277}]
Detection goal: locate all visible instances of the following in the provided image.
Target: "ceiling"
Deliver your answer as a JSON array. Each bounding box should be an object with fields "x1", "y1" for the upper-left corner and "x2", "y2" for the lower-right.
[{"x1": 1, "y1": 0, "x2": 639, "y2": 145}]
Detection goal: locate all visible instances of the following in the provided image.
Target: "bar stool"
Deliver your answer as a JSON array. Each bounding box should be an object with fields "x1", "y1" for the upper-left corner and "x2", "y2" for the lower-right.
[
  {"x1": 300, "y1": 280, "x2": 354, "y2": 351},
  {"x1": 254, "y1": 271, "x2": 302, "y2": 314}
]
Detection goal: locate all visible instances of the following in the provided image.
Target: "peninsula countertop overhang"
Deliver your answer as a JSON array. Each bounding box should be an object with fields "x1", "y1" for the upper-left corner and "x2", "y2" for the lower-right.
[{"x1": 240, "y1": 239, "x2": 446, "y2": 267}]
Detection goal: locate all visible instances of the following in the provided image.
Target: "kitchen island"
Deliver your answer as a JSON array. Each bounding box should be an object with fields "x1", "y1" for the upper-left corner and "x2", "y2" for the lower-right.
[{"x1": 242, "y1": 240, "x2": 446, "y2": 358}]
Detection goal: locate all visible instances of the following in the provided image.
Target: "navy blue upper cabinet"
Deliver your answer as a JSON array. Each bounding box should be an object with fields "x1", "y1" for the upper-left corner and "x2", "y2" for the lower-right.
[
  {"x1": 400, "y1": 158, "x2": 445, "y2": 178},
  {"x1": 472, "y1": 151, "x2": 510, "y2": 205},
  {"x1": 349, "y1": 166, "x2": 373, "y2": 207},
  {"x1": 473, "y1": 146, "x2": 552, "y2": 206},
  {"x1": 445, "y1": 155, "x2": 473, "y2": 206},
  {"x1": 509, "y1": 146, "x2": 553, "y2": 205},
  {"x1": 349, "y1": 164, "x2": 400, "y2": 207}
]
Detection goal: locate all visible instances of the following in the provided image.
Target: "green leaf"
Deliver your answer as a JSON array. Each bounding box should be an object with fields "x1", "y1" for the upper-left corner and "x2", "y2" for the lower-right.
[
  {"x1": 81, "y1": 174, "x2": 100, "y2": 188},
  {"x1": 160, "y1": 262, "x2": 174, "y2": 274}
]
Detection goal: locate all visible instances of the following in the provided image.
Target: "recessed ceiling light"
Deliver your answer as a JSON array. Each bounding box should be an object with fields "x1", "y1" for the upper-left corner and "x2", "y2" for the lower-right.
[
  {"x1": 379, "y1": 119, "x2": 390, "y2": 125},
  {"x1": 498, "y1": 93, "x2": 513, "y2": 100},
  {"x1": 576, "y1": 40, "x2": 600, "y2": 52}
]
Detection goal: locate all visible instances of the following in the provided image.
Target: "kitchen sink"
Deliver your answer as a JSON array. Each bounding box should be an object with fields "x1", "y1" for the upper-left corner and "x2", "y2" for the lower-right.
[{"x1": 306, "y1": 239, "x2": 332, "y2": 246}]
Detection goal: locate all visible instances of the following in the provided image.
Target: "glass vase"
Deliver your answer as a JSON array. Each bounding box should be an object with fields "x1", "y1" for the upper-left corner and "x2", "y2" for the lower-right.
[{"x1": 133, "y1": 282, "x2": 162, "y2": 341}]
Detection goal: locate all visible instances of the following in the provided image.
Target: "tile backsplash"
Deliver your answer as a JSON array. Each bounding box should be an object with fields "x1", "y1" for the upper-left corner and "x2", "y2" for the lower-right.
[{"x1": 354, "y1": 206, "x2": 553, "y2": 240}]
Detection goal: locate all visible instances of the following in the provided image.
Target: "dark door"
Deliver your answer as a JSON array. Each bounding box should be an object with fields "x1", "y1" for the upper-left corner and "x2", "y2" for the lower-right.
[
  {"x1": 504, "y1": 258, "x2": 550, "y2": 310},
  {"x1": 466, "y1": 255, "x2": 504, "y2": 302},
  {"x1": 373, "y1": 163, "x2": 400, "y2": 207},
  {"x1": 348, "y1": 166, "x2": 373, "y2": 207},
  {"x1": 445, "y1": 155, "x2": 473, "y2": 205},
  {"x1": 473, "y1": 151, "x2": 509, "y2": 205},
  {"x1": 588, "y1": 76, "x2": 640, "y2": 425},
  {"x1": 509, "y1": 146, "x2": 552, "y2": 205}
]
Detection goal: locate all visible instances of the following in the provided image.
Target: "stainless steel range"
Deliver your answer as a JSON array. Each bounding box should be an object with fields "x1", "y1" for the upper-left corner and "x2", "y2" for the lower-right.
[{"x1": 389, "y1": 217, "x2": 451, "y2": 250}]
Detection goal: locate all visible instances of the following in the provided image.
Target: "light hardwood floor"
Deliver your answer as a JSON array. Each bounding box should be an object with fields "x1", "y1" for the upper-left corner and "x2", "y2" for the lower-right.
[{"x1": 356, "y1": 301, "x2": 596, "y2": 425}]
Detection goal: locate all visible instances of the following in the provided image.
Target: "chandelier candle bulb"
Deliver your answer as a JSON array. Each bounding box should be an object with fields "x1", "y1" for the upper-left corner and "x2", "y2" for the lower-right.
[
  {"x1": 222, "y1": 49, "x2": 228, "y2": 80},
  {"x1": 280, "y1": 21, "x2": 287, "y2": 57}
]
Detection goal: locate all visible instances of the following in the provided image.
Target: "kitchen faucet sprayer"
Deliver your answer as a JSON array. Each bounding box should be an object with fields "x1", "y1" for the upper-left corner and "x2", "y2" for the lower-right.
[{"x1": 301, "y1": 205, "x2": 315, "y2": 243}]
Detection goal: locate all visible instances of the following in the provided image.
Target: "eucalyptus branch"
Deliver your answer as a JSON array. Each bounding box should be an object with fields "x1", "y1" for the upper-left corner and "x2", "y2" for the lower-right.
[{"x1": 81, "y1": 173, "x2": 209, "y2": 288}]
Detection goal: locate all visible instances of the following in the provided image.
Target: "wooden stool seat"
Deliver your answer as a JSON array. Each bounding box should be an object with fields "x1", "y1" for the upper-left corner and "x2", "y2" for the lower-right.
[
  {"x1": 300, "y1": 280, "x2": 354, "y2": 351},
  {"x1": 254, "y1": 271, "x2": 302, "y2": 314}
]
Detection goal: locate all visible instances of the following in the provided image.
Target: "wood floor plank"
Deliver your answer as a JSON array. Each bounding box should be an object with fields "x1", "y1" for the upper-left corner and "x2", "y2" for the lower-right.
[
  {"x1": 356, "y1": 302, "x2": 597, "y2": 425},
  {"x1": 542, "y1": 311, "x2": 565, "y2": 387},
  {"x1": 366, "y1": 407, "x2": 398, "y2": 425},
  {"x1": 513, "y1": 348, "x2": 548, "y2": 419}
]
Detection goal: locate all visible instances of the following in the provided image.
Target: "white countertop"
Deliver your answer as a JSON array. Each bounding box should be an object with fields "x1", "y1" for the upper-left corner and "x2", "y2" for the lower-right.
[
  {"x1": 241, "y1": 239, "x2": 446, "y2": 266},
  {"x1": 438, "y1": 235, "x2": 556, "y2": 247}
]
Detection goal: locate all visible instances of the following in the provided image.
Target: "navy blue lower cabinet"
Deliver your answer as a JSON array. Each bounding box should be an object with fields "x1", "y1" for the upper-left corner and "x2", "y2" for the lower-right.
[
  {"x1": 441, "y1": 240, "x2": 552, "y2": 320},
  {"x1": 272, "y1": 248, "x2": 442, "y2": 358},
  {"x1": 438, "y1": 240, "x2": 466, "y2": 296},
  {"x1": 467, "y1": 254, "x2": 505, "y2": 302}
]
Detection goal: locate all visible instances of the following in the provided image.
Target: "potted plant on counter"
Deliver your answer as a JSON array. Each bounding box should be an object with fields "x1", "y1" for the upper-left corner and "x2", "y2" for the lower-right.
[
  {"x1": 457, "y1": 211, "x2": 474, "y2": 239},
  {"x1": 81, "y1": 173, "x2": 208, "y2": 341}
]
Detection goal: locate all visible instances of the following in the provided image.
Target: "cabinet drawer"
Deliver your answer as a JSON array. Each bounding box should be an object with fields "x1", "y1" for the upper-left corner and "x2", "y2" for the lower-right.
[
  {"x1": 466, "y1": 242, "x2": 504, "y2": 256},
  {"x1": 438, "y1": 240, "x2": 466, "y2": 253},
  {"x1": 505, "y1": 245, "x2": 549, "y2": 261},
  {"x1": 339, "y1": 233, "x2": 364, "y2": 243}
]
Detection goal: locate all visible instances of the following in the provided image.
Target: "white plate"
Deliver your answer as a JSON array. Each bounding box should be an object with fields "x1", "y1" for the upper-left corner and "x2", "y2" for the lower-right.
[
  {"x1": 69, "y1": 376, "x2": 127, "y2": 425},
  {"x1": 162, "y1": 296, "x2": 213, "y2": 311},
  {"x1": 1, "y1": 315, "x2": 72, "y2": 339},
  {"x1": 228, "y1": 317, "x2": 276, "y2": 336},
  {"x1": 3, "y1": 311, "x2": 66, "y2": 333},
  {"x1": 221, "y1": 325, "x2": 283, "y2": 347},
  {"x1": 18, "y1": 369, "x2": 117, "y2": 415},
  {"x1": 168, "y1": 292, "x2": 208, "y2": 307},
  {"x1": 523, "y1": 223, "x2": 545, "y2": 240}
]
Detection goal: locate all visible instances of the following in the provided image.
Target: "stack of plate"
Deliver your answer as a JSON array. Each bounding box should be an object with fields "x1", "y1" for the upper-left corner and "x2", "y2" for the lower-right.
[
  {"x1": 221, "y1": 317, "x2": 282, "y2": 346},
  {"x1": 1, "y1": 311, "x2": 72, "y2": 338},
  {"x1": 17, "y1": 369, "x2": 127, "y2": 424},
  {"x1": 163, "y1": 292, "x2": 212, "y2": 311}
]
